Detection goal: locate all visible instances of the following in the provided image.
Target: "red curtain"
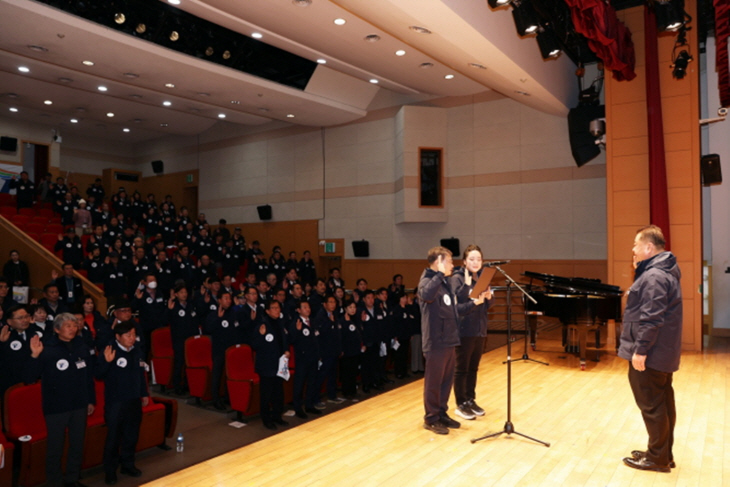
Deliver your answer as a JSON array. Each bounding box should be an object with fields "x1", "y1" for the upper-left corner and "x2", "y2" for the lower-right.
[
  {"x1": 564, "y1": 0, "x2": 636, "y2": 81},
  {"x1": 715, "y1": 0, "x2": 730, "y2": 107},
  {"x1": 644, "y1": 5, "x2": 671, "y2": 250}
]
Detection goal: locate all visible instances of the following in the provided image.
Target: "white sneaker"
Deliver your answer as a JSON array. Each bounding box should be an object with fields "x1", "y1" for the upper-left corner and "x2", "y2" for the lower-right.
[
  {"x1": 454, "y1": 404, "x2": 476, "y2": 420},
  {"x1": 327, "y1": 397, "x2": 345, "y2": 404}
]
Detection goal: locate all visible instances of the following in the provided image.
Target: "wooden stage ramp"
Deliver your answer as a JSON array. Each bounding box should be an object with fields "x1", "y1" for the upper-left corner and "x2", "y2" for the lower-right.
[{"x1": 145, "y1": 333, "x2": 730, "y2": 487}]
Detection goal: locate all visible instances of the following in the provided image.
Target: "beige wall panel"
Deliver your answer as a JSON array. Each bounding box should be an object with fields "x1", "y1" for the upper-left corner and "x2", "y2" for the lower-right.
[{"x1": 612, "y1": 154, "x2": 650, "y2": 191}]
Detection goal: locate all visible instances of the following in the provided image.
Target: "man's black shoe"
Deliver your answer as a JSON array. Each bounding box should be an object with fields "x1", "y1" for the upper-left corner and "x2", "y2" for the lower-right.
[
  {"x1": 631, "y1": 450, "x2": 675, "y2": 468},
  {"x1": 263, "y1": 421, "x2": 277, "y2": 430},
  {"x1": 274, "y1": 418, "x2": 289, "y2": 426},
  {"x1": 305, "y1": 407, "x2": 322, "y2": 415},
  {"x1": 383, "y1": 378, "x2": 395, "y2": 384},
  {"x1": 423, "y1": 421, "x2": 449, "y2": 435},
  {"x1": 213, "y1": 400, "x2": 226, "y2": 410},
  {"x1": 295, "y1": 409, "x2": 308, "y2": 419},
  {"x1": 372, "y1": 383, "x2": 384, "y2": 391},
  {"x1": 439, "y1": 415, "x2": 461, "y2": 429},
  {"x1": 622, "y1": 456, "x2": 671, "y2": 473},
  {"x1": 104, "y1": 472, "x2": 118, "y2": 485},
  {"x1": 120, "y1": 466, "x2": 142, "y2": 477}
]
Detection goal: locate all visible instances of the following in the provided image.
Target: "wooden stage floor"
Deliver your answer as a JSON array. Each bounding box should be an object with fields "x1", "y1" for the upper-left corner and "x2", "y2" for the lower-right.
[{"x1": 145, "y1": 333, "x2": 730, "y2": 487}]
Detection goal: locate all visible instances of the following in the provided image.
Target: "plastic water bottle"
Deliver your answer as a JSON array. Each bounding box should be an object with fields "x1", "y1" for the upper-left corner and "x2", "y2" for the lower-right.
[{"x1": 176, "y1": 433, "x2": 184, "y2": 453}]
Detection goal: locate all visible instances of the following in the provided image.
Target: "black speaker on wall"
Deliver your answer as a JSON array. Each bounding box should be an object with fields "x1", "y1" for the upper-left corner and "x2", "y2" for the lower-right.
[
  {"x1": 352, "y1": 240, "x2": 370, "y2": 257},
  {"x1": 440, "y1": 237, "x2": 460, "y2": 257},
  {"x1": 0, "y1": 136, "x2": 18, "y2": 152},
  {"x1": 151, "y1": 160, "x2": 164, "y2": 174},
  {"x1": 701, "y1": 154, "x2": 722, "y2": 185},
  {"x1": 257, "y1": 204, "x2": 272, "y2": 221},
  {"x1": 568, "y1": 105, "x2": 605, "y2": 167}
]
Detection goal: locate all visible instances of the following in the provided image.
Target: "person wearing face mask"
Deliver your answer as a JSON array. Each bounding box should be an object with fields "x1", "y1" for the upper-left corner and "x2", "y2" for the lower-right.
[
  {"x1": 132, "y1": 274, "x2": 166, "y2": 358},
  {"x1": 450, "y1": 244, "x2": 494, "y2": 422}
]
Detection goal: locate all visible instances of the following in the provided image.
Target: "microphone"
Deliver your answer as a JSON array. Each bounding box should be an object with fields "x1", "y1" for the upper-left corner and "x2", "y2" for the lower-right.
[{"x1": 483, "y1": 260, "x2": 510, "y2": 267}]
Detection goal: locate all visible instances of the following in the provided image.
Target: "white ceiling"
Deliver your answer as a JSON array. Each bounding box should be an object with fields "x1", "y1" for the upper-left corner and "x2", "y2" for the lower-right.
[{"x1": 0, "y1": 0, "x2": 579, "y2": 145}]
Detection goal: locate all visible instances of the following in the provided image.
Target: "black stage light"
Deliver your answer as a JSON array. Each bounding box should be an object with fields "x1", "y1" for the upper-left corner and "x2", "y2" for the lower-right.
[
  {"x1": 655, "y1": 1, "x2": 685, "y2": 32},
  {"x1": 671, "y1": 50, "x2": 692, "y2": 79},
  {"x1": 537, "y1": 29, "x2": 561, "y2": 59},
  {"x1": 487, "y1": 0, "x2": 511, "y2": 9},
  {"x1": 512, "y1": 1, "x2": 539, "y2": 36}
]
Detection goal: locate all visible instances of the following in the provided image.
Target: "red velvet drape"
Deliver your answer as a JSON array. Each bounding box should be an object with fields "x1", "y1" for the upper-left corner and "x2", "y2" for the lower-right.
[
  {"x1": 644, "y1": 5, "x2": 672, "y2": 250},
  {"x1": 715, "y1": 0, "x2": 730, "y2": 108}
]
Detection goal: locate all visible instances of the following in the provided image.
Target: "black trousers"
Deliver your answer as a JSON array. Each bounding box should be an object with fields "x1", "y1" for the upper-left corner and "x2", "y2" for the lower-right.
[
  {"x1": 423, "y1": 347, "x2": 456, "y2": 424},
  {"x1": 259, "y1": 375, "x2": 284, "y2": 423},
  {"x1": 45, "y1": 408, "x2": 87, "y2": 487},
  {"x1": 293, "y1": 358, "x2": 319, "y2": 410},
  {"x1": 628, "y1": 363, "x2": 676, "y2": 465},
  {"x1": 172, "y1": 339, "x2": 186, "y2": 389},
  {"x1": 103, "y1": 399, "x2": 142, "y2": 474},
  {"x1": 316, "y1": 355, "x2": 339, "y2": 400},
  {"x1": 454, "y1": 336, "x2": 485, "y2": 406},
  {"x1": 361, "y1": 345, "x2": 380, "y2": 387},
  {"x1": 393, "y1": 337, "x2": 410, "y2": 377},
  {"x1": 211, "y1": 352, "x2": 226, "y2": 402},
  {"x1": 339, "y1": 355, "x2": 360, "y2": 396}
]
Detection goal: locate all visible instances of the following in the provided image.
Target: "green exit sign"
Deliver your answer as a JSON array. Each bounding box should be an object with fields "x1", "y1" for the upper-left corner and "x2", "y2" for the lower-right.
[
  {"x1": 324, "y1": 242, "x2": 336, "y2": 253},
  {"x1": 186, "y1": 174, "x2": 193, "y2": 183}
]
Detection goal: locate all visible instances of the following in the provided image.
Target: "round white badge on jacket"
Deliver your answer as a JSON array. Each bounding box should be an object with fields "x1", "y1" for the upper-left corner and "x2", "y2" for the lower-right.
[
  {"x1": 265, "y1": 333, "x2": 274, "y2": 342},
  {"x1": 443, "y1": 294, "x2": 451, "y2": 306},
  {"x1": 10, "y1": 340, "x2": 22, "y2": 351},
  {"x1": 179, "y1": 310, "x2": 185, "y2": 317},
  {"x1": 303, "y1": 328, "x2": 310, "y2": 336},
  {"x1": 349, "y1": 324, "x2": 356, "y2": 332},
  {"x1": 56, "y1": 359, "x2": 69, "y2": 371},
  {"x1": 117, "y1": 357, "x2": 128, "y2": 368},
  {"x1": 221, "y1": 320, "x2": 229, "y2": 328}
]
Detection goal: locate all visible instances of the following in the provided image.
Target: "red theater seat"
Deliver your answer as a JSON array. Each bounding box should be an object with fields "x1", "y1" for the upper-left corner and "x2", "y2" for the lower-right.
[
  {"x1": 26, "y1": 222, "x2": 46, "y2": 234},
  {"x1": 46, "y1": 223, "x2": 64, "y2": 234},
  {"x1": 40, "y1": 233, "x2": 58, "y2": 252},
  {"x1": 151, "y1": 327, "x2": 174, "y2": 389},
  {"x1": 185, "y1": 335, "x2": 213, "y2": 402},
  {"x1": 3, "y1": 382, "x2": 47, "y2": 487},
  {"x1": 18, "y1": 207, "x2": 36, "y2": 217},
  {"x1": 0, "y1": 416, "x2": 16, "y2": 487},
  {"x1": 9, "y1": 214, "x2": 30, "y2": 227},
  {"x1": 226, "y1": 344, "x2": 260, "y2": 419},
  {"x1": 0, "y1": 205, "x2": 15, "y2": 217},
  {"x1": 37, "y1": 208, "x2": 55, "y2": 219}
]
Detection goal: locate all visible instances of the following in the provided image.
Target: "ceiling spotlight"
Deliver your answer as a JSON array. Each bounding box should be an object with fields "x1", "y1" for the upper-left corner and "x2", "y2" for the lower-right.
[
  {"x1": 9, "y1": 108, "x2": 18, "y2": 112},
  {"x1": 334, "y1": 18, "x2": 346, "y2": 25},
  {"x1": 114, "y1": 13, "x2": 126, "y2": 24},
  {"x1": 70, "y1": 118, "x2": 78, "y2": 123},
  {"x1": 168, "y1": 0, "x2": 181, "y2": 5},
  {"x1": 444, "y1": 74, "x2": 455, "y2": 79},
  {"x1": 44, "y1": 100, "x2": 52, "y2": 105},
  {"x1": 230, "y1": 100, "x2": 240, "y2": 104},
  {"x1": 656, "y1": 2, "x2": 686, "y2": 32},
  {"x1": 98, "y1": 86, "x2": 108, "y2": 92},
  {"x1": 395, "y1": 50, "x2": 406, "y2": 56},
  {"x1": 165, "y1": 83, "x2": 175, "y2": 88},
  {"x1": 252, "y1": 32, "x2": 263, "y2": 39},
  {"x1": 160, "y1": 123, "x2": 169, "y2": 127},
  {"x1": 123, "y1": 72, "x2": 139, "y2": 79},
  {"x1": 169, "y1": 31, "x2": 179, "y2": 41},
  {"x1": 218, "y1": 113, "x2": 226, "y2": 119},
  {"x1": 409, "y1": 25, "x2": 432, "y2": 34},
  {"x1": 135, "y1": 23, "x2": 146, "y2": 34},
  {"x1": 512, "y1": 1, "x2": 540, "y2": 36},
  {"x1": 18, "y1": 66, "x2": 30, "y2": 73},
  {"x1": 537, "y1": 29, "x2": 562, "y2": 59},
  {"x1": 488, "y1": 0, "x2": 511, "y2": 8},
  {"x1": 369, "y1": 79, "x2": 379, "y2": 84},
  {"x1": 365, "y1": 34, "x2": 381, "y2": 42},
  {"x1": 163, "y1": 101, "x2": 172, "y2": 106},
  {"x1": 58, "y1": 77, "x2": 73, "y2": 83},
  {"x1": 82, "y1": 60, "x2": 94, "y2": 66},
  {"x1": 106, "y1": 112, "x2": 114, "y2": 117},
  {"x1": 292, "y1": 0, "x2": 312, "y2": 5},
  {"x1": 123, "y1": 128, "x2": 130, "y2": 133},
  {"x1": 28, "y1": 45, "x2": 48, "y2": 52},
  {"x1": 671, "y1": 49, "x2": 692, "y2": 79},
  {"x1": 205, "y1": 47, "x2": 214, "y2": 56},
  {"x1": 222, "y1": 50, "x2": 231, "y2": 60},
  {"x1": 316, "y1": 58, "x2": 327, "y2": 64},
  {"x1": 286, "y1": 114, "x2": 295, "y2": 118}
]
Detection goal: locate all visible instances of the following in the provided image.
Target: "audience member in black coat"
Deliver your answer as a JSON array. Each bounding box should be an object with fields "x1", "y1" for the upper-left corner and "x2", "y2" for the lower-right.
[
  {"x1": 0, "y1": 277, "x2": 16, "y2": 313},
  {"x1": 358, "y1": 290, "x2": 387, "y2": 393},
  {"x1": 167, "y1": 284, "x2": 201, "y2": 394},
  {"x1": 251, "y1": 300, "x2": 290, "y2": 430},
  {"x1": 308, "y1": 278, "x2": 327, "y2": 318},
  {"x1": 54, "y1": 228, "x2": 84, "y2": 269},
  {"x1": 339, "y1": 299, "x2": 364, "y2": 398},
  {"x1": 84, "y1": 246, "x2": 105, "y2": 284},
  {"x1": 53, "y1": 263, "x2": 84, "y2": 310},
  {"x1": 389, "y1": 294, "x2": 415, "y2": 379},
  {"x1": 315, "y1": 296, "x2": 344, "y2": 405},
  {"x1": 9, "y1": 171, "x2": 36, "y2": 208},
  {"x1": 298, "y1": 250, "x2": 316, "y2": 286},
  {"x1": 39, "y1": 283, "x2": 70, "y2": 330},
  {"x1": 0, "y1": 305, "x2": 38, "y2": 398},
  {"x1": 288, "y1": 300, "x2": 321, "y2": 418},
  {"x1": 132, "y1": 274, "x2": 167, "y2": 354},
  {"x1": 102, "y1": 252, "x2": 129, "y2": 307},
  {"x1": 3, "y1": 249, "x2": 30, "y2": 286},
  {"x1": 204, "y1": 291, "x2": 244, "y2": 410}
]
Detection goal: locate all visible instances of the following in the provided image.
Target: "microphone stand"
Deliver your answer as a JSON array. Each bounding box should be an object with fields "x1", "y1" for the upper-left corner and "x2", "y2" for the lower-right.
[{"x1": 471, "y1": 265, "x2": 550, "y2": 447}]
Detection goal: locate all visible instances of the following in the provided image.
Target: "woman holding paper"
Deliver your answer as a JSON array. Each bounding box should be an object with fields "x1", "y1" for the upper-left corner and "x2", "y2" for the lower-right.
[{"x1": 451, "y1": 245, "x2": 494, "y2": 421}]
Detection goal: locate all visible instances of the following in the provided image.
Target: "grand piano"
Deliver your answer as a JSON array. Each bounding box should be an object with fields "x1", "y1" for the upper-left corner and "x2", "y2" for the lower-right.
[{"x1": 522, "y1": 271, "x2": 623, "y2": 369}]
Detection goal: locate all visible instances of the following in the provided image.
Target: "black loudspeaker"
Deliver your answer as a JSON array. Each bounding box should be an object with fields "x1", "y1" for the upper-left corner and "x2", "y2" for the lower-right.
[
  {"x1": 701, "y1": 154, "x2": 722, "y2": 185},
  {"x1": 440, "y1": 238, "x2": 460, "y2": 257},
  {"x1": 352, "y1": 240, "x2": 370, "y2": 257},
  {"x1": 567, "y1": 105, "x2": 605, "y2": 167},
  {"x1": 257, "y1": 204, "x2": 272, "y2": 220},
  {"x1": 0, "y1": 136, "x2": 18, "y2": 152},
  {"x1": 151, "y1": 160, "x2": 164, "y2": 174}
]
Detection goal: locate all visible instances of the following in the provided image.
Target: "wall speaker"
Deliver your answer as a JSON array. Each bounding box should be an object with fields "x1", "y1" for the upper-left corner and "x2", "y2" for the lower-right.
[
  {"x1": 567, "y1": 105, "x2": 605, "y2": 167},
  {"x1": 0, "y1": 136, "x2": 18, "y2": 152},
  {"x1": 440, "y1": 237, "x2": 460, "y2": 257},
  {"x1": 352, "y1": 240, "x2": 370, "y2": 257},
  {"x1": 151, "y1": 160, "x2": 164, "y2": 174},
  {"x1": 701, "y1": 154, "x2": 722, "y2": 185},
  {"x1": 257, "y1": 204, "x2": 272, "y2": 221}
]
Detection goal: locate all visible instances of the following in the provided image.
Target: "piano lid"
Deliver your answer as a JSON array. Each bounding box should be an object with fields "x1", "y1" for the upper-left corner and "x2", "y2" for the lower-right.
[{"x1": 523, "y1": 271, "x2": 623, "y2": 297}]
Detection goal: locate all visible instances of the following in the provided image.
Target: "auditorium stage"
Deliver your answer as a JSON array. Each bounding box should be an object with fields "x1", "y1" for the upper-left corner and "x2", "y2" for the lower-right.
[{"x1": 144, "y1": 333, "x2": 730, "y2": 487}]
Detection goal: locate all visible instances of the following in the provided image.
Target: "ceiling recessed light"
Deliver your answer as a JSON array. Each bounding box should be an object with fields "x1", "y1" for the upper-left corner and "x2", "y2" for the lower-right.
[
  {"x1": 28, "y1": 45, "x2": 48, "y2": 53},
  {"x1": 123, "y1": 72, "x2": 139, "y2": 79},
  {"x1": 218, "y1": 113, "x2": 226, "y2": 119},
  {"x1": 58, "y1": 77, "x2": 73, "y2": 83},
  {"x1": 252, "y1": 32, "x2": 263, "y2": 39},
  {"x1": 82, "y1": 60, "x2": 94, "y2": 66},
  {"x1": 136, "y1": 23, "x2": 146, "y2": 34},
  {"x1": 114, "y1": 13, "x2": 126, "y2": 24},
  {"x1": 163, "y1": 101, "x2": 172, "y2": 107},
  {"x1": 317, "y1": 58, "x2": 327, "y2": 64},
  {"x1": 230, "y1": 100, "x2": 240, "y2": 104},
  {"x1": 369, "y1": 79, "x2": 379, "y2": 84},
  {"x1": 169, "y1": 31, "x2": 179, "y2": 41},
  {"x1": 98, "y1": 85, "x2": 108, "y2": 92},
  {"x1": 165, "y1": 83, "x2": 175, "y2": 88},
  {"x1": 205, "y1": 47, "x2": 214, "y2": 56},
  {"x1": 292, "y1": 0, "x2": 311, "y2": 5},
  {"x1": 44, "y1": 100, "x2": 52, "y2": 105},
  {"x1": 419, "y1": 62, "x2": 434, "y2": 68},
  {"x1": 168, "y1": 0, "x2": 181, "y2": 5},
  {"x1": 18, "y1": 66, "x2": 30, "y2": 73},
  {"x1": 70, "y1": 118, "x2": 78, "y2": 123},
  {"x1": 409, "y1": 25, "x2": 432, "y2": 34},
  {"x1": 123, "y1": 128, "x2": 130, "y2": 133},
  {"x1": 106, "y1": 112, "x2": 114, "y2": 117},
  {"x1": 222, "y1": 50, "x2": 231, "y2": 60},
  {"x1": 395, "y1": 50, "x2": 406, "y2": 56},
  {"x1": 9, "y1": 107, "x2": 18, "y2": 112},
  {"x1": 444, "y1": 74, "x2": 455, "y2": 79},
  {"x1": 286, "y1": 114, "x2": 295, "y2": 118},
  {"x1": 160, "y1": 123, "x2": 169, "y2": 127},
  {"x1": 334, "y1": 18, "x2": 346, "y2": 25},
  {"x1": 364, "y1": 34, "x2": 381, "y2": 42}
]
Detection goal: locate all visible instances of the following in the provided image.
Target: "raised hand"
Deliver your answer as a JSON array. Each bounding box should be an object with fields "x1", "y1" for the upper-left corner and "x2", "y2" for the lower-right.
[
  {"x1": 30, "y1": 335, "x2": 44, "y2": 358},
  {"x1": 104, "y1": 345, "x2": 116, "y2": 362},
  {"x1": 296, "y1": 319, "x2": 302, "y2": 331},
  {"x1": 259, "y1": 324, "x2": 266, "y2": 335},
  {"x1": 51, "y1": 269, "x2": 59, "y2": 280},
  {"x1": 0, "y1": 325, "x2": 10, "y2": 343}
]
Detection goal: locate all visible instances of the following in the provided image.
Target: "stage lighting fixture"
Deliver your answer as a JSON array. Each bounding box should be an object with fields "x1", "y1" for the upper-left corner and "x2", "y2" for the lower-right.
[
  {"x1": 655, "y1": 1, "x2": 685, "y2": 32},
  {"x1": 537, "y1": 29, "x2": 561, "y2": 59},
  {"x1": 488, "y1": 0, "x2": 511, "y2": 8},
  {"x1": 512, "y1": 1, "x2": 539, "y2": 36},
  {"x1": 671, "y1": 49, "x2": 692, "y2": 79}
]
